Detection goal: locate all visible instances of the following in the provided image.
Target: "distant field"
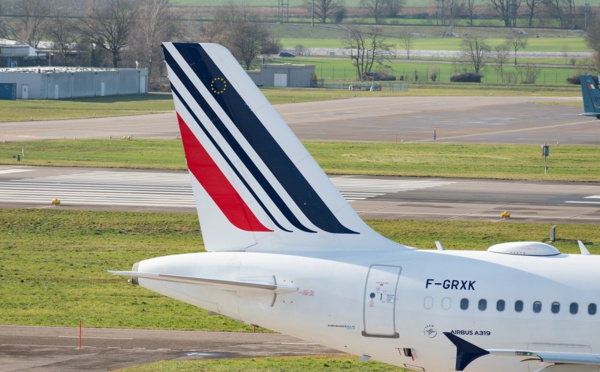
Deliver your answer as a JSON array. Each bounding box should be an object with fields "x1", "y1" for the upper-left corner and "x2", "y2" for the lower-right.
[
  {"x1": 171, "y1": 0, "x2": 600, "y2": 7},
  {"x1": 278, "y1": 56, "x2": 585, "y2": 84},
  {"x1": 278, "y1": 34, "x2": 590, "y2": 53}
]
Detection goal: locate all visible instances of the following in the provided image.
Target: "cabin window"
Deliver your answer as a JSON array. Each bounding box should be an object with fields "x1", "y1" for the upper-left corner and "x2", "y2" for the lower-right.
[
  {"x1": 570, "y1": 302, "x2": 579, "y2": 315},
  {"x1": 514, "y1": 300, "x2": 523, "y2": 312},
  {"x1": 551, "y1": 302, "x2": 560, "y2": 314},
  {"x1": 478, "y1": 299, "x2": 487, "y2": 311},
  {"x1": 533, "y1": 301, "x2": 542, "y2": 313},
  {"x1": 460, "y1": 298, "x2": 469, "y2": 310},
  {"x1": 496, "y1": 300, "x2": 505, "y2": 312},
  {"x1": 589, "y1": 303, "x2": 597, "y2": 315}
]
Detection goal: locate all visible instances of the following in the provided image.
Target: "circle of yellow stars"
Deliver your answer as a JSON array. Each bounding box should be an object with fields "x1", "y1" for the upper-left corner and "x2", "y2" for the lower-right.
[{"x1": 210, "y1": 77, "x2": 227, "y2": 95}]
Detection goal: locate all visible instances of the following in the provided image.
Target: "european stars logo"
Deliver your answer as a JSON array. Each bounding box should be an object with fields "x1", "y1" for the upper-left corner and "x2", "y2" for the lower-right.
[{"x1": 211, "y1": 77, "x2": 227, "y2": 95}]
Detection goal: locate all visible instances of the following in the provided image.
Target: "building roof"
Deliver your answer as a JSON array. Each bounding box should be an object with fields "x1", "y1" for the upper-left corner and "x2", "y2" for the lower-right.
[{"x1": 0, "y1": 67, "x2": 121, "y2": 74}]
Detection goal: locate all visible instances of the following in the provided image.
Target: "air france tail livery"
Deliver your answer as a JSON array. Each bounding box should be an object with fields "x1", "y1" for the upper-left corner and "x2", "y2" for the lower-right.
[
  {"x1": 580, "y1": 74, "x2": 600, "y2": 119},
  {"x1": 111, "y1": 43, "x2": 600, "y2": 371}
]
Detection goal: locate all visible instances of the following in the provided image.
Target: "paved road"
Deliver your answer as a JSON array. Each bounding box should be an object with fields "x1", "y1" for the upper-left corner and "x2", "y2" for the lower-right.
[
  {"x1": 1, "y1": 96, "x2": 596, "y2": 144},
  {"x1": 0, "y1": 326, "x2": 337, "y2": 372},
  {"x1": 2, "y1": 166, "x2": 599, "y2": 225}
]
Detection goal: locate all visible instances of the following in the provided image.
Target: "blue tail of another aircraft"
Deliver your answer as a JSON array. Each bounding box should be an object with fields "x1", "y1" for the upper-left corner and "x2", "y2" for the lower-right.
[{"x1": 580, "y1": 74, "x2": 600, "y2": 119}]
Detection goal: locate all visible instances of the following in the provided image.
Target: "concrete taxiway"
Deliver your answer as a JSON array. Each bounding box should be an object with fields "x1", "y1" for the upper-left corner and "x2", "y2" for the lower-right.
[
  {"x1": 1, "y1": 166, "x2": 599, "y2": 225},
  {"x1": 1, "y1": 96, "x2": 596, "y2": 144},
  {"x1": 0, "y1": 326, "x2": 337, "y2": 372}
]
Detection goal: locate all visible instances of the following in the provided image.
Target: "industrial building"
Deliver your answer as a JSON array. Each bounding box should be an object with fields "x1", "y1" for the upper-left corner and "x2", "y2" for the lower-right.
[
  {"x1": 247, "y1": 63, "x2": 316, "y2": 88},
  {"x1": 0, "y1": 67, "x2": 148, "y2": 100}
]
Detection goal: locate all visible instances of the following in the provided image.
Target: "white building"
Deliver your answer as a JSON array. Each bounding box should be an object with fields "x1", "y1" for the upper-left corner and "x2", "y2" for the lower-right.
[{"x1": 0, "y1": 67, "x2": 148, "y2": 99}]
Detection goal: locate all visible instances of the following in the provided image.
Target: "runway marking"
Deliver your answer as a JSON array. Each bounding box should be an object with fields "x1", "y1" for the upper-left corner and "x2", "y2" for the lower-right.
[
  {"x1": 281, "y1": 99, "x2": 435, "y2": 117},
  {"x1": 411, "y1": 119, "x2": 597, "y2": 142},
  {"x1": 564, "y1": 195, "x2": 600, "y2": 205},
  {"x1": 0, "y1": 173, "x2": 455, "y2": 207},
  {"x1": 58, "y1": 336, "x2": 134, "y2": 340},
  {"x1": 0, "y1": 169, "x2": 32, "y2": 175}
]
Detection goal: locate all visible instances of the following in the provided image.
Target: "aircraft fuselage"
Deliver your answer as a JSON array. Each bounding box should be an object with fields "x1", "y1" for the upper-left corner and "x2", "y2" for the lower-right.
[{"x1": 135, "y1": 248, "x2": 600, "y2": 371}]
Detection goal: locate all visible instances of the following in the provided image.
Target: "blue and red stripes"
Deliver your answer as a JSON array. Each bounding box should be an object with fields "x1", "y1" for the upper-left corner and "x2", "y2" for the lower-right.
[{"x1": 164, "y1": 43, "x2": 357, "y2": 235}]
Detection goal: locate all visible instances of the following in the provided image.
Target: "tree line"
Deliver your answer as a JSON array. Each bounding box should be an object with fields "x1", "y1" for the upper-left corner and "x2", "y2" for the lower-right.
[{"x1": 0, "y1": 0, "x2": 598, "y2": 85}]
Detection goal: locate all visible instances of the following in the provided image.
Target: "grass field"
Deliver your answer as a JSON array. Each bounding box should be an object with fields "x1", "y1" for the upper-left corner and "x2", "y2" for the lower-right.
[
  {"x1": 278, "y1": 34, "x2": 591, "y2": 53},
  {"x1": 1, "y1": 208, "x2": 597, "y2": 330},
  {"x1": 120, "y1": 354, "x2": 406, "y2": 371},
  {"x1": 0, "y1": 93, "x2": 175, "y2": 122},
  {"x1": 285, "y1": 56, "x2": 585, "y2": 85},
  {"x1": 1, "y1": 140, "x2": 597, "y2": 182}
]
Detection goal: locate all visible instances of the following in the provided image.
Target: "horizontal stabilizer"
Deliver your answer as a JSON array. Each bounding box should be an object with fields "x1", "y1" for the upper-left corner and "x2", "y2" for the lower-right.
[{"x1": 108, "y1": 270, "x2": 297, "y2": 294}]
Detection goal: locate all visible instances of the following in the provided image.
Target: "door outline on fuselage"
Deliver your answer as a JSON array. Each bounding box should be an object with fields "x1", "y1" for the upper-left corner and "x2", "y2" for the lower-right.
[{"x1": 362, "y1": 264, "x2": 401, "y2": 338}]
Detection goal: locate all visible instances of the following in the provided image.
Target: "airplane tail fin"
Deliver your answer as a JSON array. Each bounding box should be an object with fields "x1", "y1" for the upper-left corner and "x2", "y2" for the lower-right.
[
  {"x1": 162, "y1": 43, "x2": 405, "y2": 253},
  {"x1": 580, "y1": 75, "x2": 600, "y2": 119}
]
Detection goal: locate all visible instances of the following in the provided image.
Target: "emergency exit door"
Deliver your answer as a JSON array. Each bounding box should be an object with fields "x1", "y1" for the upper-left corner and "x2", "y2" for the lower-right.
[{"x1": 362, "y1": 265, "x2": 401, "y2": 338}]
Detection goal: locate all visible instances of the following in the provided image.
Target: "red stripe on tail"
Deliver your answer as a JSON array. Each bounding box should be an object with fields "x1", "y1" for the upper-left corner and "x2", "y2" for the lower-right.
[{"x1": 177, "y1": 113, "x2": 272, "y2": 232}]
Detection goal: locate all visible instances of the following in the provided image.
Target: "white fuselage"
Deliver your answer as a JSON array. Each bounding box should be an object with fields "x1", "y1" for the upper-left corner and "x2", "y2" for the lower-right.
[{"x1": 135, "y1": 249, "x2": 600, "y2": 371}]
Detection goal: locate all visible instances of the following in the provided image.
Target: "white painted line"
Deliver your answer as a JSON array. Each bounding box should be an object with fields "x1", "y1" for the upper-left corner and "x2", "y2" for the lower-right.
[
  {"x1": 565, "y1": 201, "x2": 600, "y2": 205},
  {"x1": 0, "y1": 169, "x2": 32, "y2": 175},
  {"x1": 58, "y1": 336, "x2": 134, "y2": 340}
]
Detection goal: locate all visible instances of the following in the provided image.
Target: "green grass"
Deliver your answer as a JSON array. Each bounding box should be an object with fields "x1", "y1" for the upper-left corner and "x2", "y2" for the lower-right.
[
  {"x1": 2, "y1": 140, "x2": 597, "y2": 182},
  {"x1": 1, "y1": 208, "x2": 598, "y2": 330},
  {"x1": 302, "y1": 57, "x2": 584, "y2": 85},
  {"x1": 0, "y1": 93, "x2": 174, "y2": 122},
  {"x1": 120, "y1": 354, "x2": 405, "y2": 371},
  {"x1": 280, "y1": 35, "x2": 591, "y2": 53},
  {"x1": 0, "y1": 139, "x2": 186, "y2": 169}
]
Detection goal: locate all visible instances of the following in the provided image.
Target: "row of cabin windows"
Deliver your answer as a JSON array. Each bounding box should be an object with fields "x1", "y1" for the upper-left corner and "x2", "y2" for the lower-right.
[{"x1": 460, "y1": 298, "x2": 598, "y2": 315}]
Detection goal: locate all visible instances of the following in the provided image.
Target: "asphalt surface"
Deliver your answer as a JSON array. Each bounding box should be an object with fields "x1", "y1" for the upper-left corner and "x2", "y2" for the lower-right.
[
  {"x1": 1, "y1": 95, "x2": 599, "y2": 371},
  {"x1": 1, "y1": 96, "x2": 597, "y2": 144},
  {"x1": 1, "y1": 166, "x2": 599, "y2": 225},
  {"x1": 0, "y1": 326, "x2": 337, "y2": 372}
]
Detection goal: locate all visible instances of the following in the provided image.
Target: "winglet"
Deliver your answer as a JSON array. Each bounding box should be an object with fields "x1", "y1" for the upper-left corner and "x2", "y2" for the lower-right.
[{"x1": 444, "y1": 332, "x2": 490, "y2": 371}]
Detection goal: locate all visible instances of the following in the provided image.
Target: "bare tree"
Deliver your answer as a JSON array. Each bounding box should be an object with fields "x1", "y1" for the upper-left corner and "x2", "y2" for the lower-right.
[
  {"x1": 303, "y1": 0, "x2": 343, "y2": 23},
  {"x1": 505, "y1": 33, "x2": 528, "y2": 65},
  {"x1": 80, "y1": 0, "x2": 139, "y2": 68},
  {"x1": 400, "y1": 28, "x2": 413, "y2": 60},
  {"x1": 384, "y1": 0, "x2": 406, "y2": 18},
  {"x1": 342, "y1": 25, "x2": 395, "y2": 80},
  {"x1": 44, "y1": 8, "x2": 81, "y2": 66},
  {"x1": 459, "y1": 34, "x2": 491, "y2": 75},
  {"x1": 129, "y1": 0, "x2": 182, "y2": 83},
  {"x1": 489, "y1": 0, "x2": 521, "y2": 28},
  {"x1": 209, "y1": 2, "x2": 280, "y2": 70},
  {"x1": 543, "y1": 0, "x2": 576, "y2": 28},
  {"x1": 494, "y1": 43, "x2": 511, "y2": 82},
  {"x1": 542, "y1": 0, "x2": 564, "y2": 27},
  {"x1": 465, "y1": 0, "x2": 476, "y2": 26},
  {"x1": 585, "y1": 15, "x2": 600, "y2": 70},
  {"x1": 524, "y1": 0, "x2": 540, "y2": 27},
  {"x1": 361, "y1": 0, "x2": 387, "y2": 24},
  {"x1": 10, "y1": 0, "x2": 51, "y2": 47},
  {"x1": 0, "y1": 2, "x2": 8, "y2": 39}
]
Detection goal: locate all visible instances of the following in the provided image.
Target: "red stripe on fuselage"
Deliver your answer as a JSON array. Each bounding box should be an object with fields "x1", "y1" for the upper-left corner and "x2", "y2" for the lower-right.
[{"x1": 177, "y1": 113, "x2": 272, "y2": 232}]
